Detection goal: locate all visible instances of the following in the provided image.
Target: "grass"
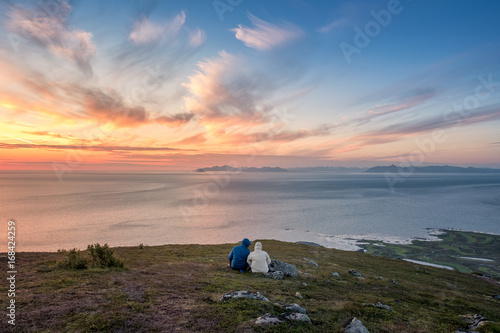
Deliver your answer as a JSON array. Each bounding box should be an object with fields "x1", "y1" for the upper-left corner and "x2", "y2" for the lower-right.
[{"x1": 1, "y1": 238, "x2": 499, "y2": 332}]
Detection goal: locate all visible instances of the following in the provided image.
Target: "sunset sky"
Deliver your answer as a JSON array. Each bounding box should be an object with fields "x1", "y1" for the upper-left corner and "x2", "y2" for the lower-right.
[{"x1": 1, "y1": 0, "x2": 499, "y2": 171}]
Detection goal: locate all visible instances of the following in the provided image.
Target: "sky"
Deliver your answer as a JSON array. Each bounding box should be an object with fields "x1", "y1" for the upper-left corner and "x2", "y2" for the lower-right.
[{"x1": 0, "y1": 0, "x2": 499, "y2": 171}]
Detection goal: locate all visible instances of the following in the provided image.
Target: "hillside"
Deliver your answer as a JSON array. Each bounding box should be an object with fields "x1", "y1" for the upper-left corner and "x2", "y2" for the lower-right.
[{"x1": 2, "y1": 239, "x2": 499, "y2": 332}]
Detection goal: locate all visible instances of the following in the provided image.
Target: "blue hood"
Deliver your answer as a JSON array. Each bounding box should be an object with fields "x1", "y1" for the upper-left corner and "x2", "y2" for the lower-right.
[{"x1": 242, "y1": 238, "x2": 251, "y2": 247}]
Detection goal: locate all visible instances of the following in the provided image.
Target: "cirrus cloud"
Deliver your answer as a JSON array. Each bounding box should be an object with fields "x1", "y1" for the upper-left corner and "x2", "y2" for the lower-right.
[
  {"x1": 129, "y1": 11, "x2": 186, "y2": 45},
  {"x1": 231, "y1": 14, "x2": 304, "y2": 51},
  {"x1": 7, "y1": 1, "x2": 96, "y2": 75}
]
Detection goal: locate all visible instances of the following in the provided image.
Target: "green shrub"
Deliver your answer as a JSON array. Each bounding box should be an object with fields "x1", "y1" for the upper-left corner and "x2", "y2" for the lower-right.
[
  {"x1": 87, "y1": 243, "x2": 125, "y2": 269},
  {"x1": 57, "y1": 248, "x2": 88, "y2": 269}
]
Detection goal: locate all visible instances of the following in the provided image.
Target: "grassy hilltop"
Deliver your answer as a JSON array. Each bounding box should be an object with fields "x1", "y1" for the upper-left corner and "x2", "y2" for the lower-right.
[{"x1": 2, "y1": 238, "x2": 500, "y2": 332}]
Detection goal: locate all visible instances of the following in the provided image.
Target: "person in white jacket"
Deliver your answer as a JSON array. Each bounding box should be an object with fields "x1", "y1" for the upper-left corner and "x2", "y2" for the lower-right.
[{"x1": 247, "y1": 242, "x2": 271, "y2": 273}]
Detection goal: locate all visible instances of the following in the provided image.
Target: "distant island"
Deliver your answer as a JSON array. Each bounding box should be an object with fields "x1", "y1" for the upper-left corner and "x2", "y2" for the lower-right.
[
  {"x1": 289, "y1": 166, "x2": 367, "y2": 172},
  {"x1": 195, "y1": 165, "x2": 288, "y2": 172},
  {"x1": 365, "y1": 165, "x2": 500, "y2": 173},
  {"x1": 195, "y1": 164, "x2": 500, "y2": 173}
]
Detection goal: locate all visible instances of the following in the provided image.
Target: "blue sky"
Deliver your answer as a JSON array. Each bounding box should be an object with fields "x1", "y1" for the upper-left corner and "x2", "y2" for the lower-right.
[{"x1": 0, "y1": 0, "x2": 499, "y2": 170}]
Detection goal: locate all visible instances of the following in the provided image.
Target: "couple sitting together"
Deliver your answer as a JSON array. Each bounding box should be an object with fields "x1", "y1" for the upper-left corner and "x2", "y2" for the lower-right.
[{"x1": 228, "y1": 238, "x2": 271, "y2": 273}]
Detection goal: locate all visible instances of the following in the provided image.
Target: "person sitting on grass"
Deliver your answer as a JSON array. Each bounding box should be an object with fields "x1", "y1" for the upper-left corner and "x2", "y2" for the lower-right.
[
  {"x1": 228, "y1": 238, "x2": 251, "y2": 272},
  {"x1": 247, "y1": 242, "x2": 271, "y2": 273}
]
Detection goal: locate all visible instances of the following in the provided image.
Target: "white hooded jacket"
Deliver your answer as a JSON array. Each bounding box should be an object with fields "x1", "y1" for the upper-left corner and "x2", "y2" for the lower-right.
[{"x1": 247, "y1": 242, "x2": 271, "y2": 273}]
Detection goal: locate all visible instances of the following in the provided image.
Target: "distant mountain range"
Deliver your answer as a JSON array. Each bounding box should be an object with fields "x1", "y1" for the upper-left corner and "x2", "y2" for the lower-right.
[
  {"x1": 365, "y1": 165, "x2": 500, "y2": 173},
  {"x1": 195, "y1": 164, "x2": 500, "y2": 174},
  {"x1": 194, "y1": 165, "x2": 288, "y2": 172}
]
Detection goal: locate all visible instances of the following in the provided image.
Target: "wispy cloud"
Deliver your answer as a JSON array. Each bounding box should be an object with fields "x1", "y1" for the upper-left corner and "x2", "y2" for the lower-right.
[
  {"x1": 353, "y1": 104, "x2": 500, "y2": 148},
  {"x1": 182, "y1": 50, "x2": 273, "y2": 127},
  {"x1": 7, "y1": 1, "x2": 96, "y2": 75},
  {"x1": 231, "y1": 14, "x2": 304, "y2": 51},
  {"x1": 188, "y1": 28, "x2": 206, "y2": 47},
  {"x1": 21, "y1": 130, "x2": 76, "y2": 141},
  {"x1": 129, "y1": 11, "x2": 186, "y2": 45},
  {"x1": 0, "y1": 143, "x2": 187, "y2": 152},
  {"x1": 317, "y1": 19, "x2": 346, "y2": 33}
]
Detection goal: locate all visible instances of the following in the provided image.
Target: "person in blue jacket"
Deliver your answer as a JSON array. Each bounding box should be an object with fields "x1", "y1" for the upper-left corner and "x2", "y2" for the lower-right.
[{"x1": 228, "y1": 238, "x2": 251, "y2": 272}]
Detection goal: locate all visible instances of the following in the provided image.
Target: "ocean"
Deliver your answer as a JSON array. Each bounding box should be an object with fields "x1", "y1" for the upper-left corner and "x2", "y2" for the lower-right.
[{"x1": 1, "y1": 171, "x2": 500, "y2": 252}]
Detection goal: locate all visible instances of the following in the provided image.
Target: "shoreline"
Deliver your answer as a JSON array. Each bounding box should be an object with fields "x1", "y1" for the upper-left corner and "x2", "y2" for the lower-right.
[{"x1": 9, "y1": 227, "x2": 500, "y2": 253}]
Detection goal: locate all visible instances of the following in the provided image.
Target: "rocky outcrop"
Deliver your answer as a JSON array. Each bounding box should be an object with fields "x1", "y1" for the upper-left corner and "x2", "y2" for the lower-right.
[
  {"x1": 285, "y1": 303, "x2": 307, "y2": 314},
  {"x1": 220, "y1": 291, "x2": 269, "y2": 302},
  {"x1": 268, "y1": 260, "x2": 298, "y2": 277},
  {"x1": 254, "y1": 312, "x2": 312, "y2": 327},
  {"x1": 344, "y1": 318, "x2": 370, "y2": 333}
]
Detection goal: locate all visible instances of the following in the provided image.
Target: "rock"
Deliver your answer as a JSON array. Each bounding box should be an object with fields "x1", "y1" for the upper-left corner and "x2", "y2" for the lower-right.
[
  {"x1": 461, "y1": 314, "x2": 491, "y2": 330},
  {"x1": 220, "y1": 291, "x2": 269, "y2": 302},
  {"x1": 349, "y1": 269, "x2": 362, "y2": 277},
  {"x1": 285, "y1": 303, "x2": 306, "y2": 314},
  {"x1": 302, "y1": 282, "x2": 308, "y2": 287},
  {"x1": 493, "y1": 295, "x2": 500, "y2": 299},
  {"x1": 392, "y1": 279, "x2": 398, "y2": 285},
  {"x1": 344, "y1": 317, "x2": 370, "y2": 333},
  {"x1": 375, "y1": 302, "x2": 392, "y2": 311},
  {"x1": 255, "y1": 313, "x2": 282, "y2": 326},
  {"x1": 295, "y1": 292, "x2": 303, "y2": 299},
  {"x1": 254, "y1": 312, "x2": 312, "y2": 327},
  {"x1": 307, "y1": 260, "x2": 319, "y2": 266},
  {"x1": 363, "y1": 302, "x2": 393, "y2": 311},
  {"x1": 332, "y1": 272, "x2": 340, "y2": 278},
  {"x1": 303, "y1": 257, "x2": 308, "y2": 261},
  {"x1": 269, "y1": 260, "x2": 298, "y2": 277},
  {"x1": 283, "y1": 312, "x2": 311, "y2": 324},
  {"x1": 266, "y1": 271, "x2": 284, "y2": 280}
]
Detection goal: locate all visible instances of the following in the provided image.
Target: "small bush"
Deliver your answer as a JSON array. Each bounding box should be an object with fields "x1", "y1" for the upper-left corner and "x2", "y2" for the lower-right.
[
  {"x1": 57, "y1": 248, "x2": 88, "y2": 269},
  {"x1": 87, "y1": 243, "x2": 125, "y2": 269}
]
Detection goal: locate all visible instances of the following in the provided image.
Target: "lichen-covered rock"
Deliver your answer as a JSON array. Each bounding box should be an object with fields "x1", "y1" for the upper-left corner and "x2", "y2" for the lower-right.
[
  {"x1": 254, "y1": 312, "x2": 312, "y2": 327},
  {"x1": 362, "y1": 302, "x2": 392, "y2": 311},
  {"x1": 220, "y1": 290, "x2": 269, "y2": 302},
  {"x1": 269, "y1": 260, "x2": 298, "y2": 277},
  {"x1": 344, "y1": 318, "x2": 370, "y2": 333},
  {"x1": 255, "y1": 313, "x2": 282, "y2": 327},
  {"x1": 285, "y1": 303, "x2": 307, "y2": 314},
  {"x1": 283, "y1": 312, "x2": 311, "y2": 324},
  {"x1": 295, "y1": 292, "x2": 303, "y2": 299},
  {"x1": 307, "y1": 260, "x2": 318, "y2": 266}
]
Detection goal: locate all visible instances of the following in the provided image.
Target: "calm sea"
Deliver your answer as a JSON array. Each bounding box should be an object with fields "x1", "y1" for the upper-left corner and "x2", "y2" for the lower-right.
[{"x1": 1, "y1": 171, "x2": 499, "y2": 251}]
